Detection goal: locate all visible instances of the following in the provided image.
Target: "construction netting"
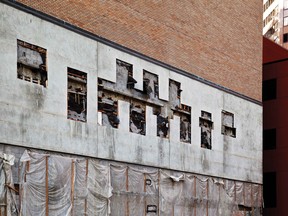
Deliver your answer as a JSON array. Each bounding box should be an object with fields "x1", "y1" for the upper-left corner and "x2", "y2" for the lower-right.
[{"x1": 0, "y1": 151, "x2": 262, "y2": 215}]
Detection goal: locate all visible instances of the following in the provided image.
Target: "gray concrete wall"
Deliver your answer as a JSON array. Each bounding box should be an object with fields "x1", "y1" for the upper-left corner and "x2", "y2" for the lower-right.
[{"x1": 0, "y1": 3, "x2": 262, "y2": 183}]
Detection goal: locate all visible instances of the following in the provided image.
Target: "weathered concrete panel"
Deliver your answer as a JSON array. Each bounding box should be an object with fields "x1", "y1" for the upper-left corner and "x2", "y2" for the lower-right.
[{"x1": 0, "y1": 3, "x2": 262, "y2": 184}]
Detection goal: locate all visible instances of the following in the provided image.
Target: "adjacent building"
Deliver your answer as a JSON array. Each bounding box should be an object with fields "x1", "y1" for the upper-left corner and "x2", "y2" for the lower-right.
[
  {"x1": 0, "y1": 0, "x2": 263, "y2": 215},
  {"x1": 263, "y1": 37, "x2": 288, "y2": 215},
  {"x1": 263, "y1": 0, "x2": 288, "y2": 49}
]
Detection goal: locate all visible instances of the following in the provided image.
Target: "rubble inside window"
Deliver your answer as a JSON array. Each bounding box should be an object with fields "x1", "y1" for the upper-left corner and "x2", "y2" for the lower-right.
[
  {"x1": 180, "y1": 112, "x2": 191, "y2": 143},
  {"x1": 97, "y1": 60, "x2": 193, "y2": 141},
  {"x1": 67, "y1": 68, "x2": 87, "y2": 122},
  {"x1": 115, "y1": 60, "x2": 136, "y2": 89},
  {"x1": 17, "y1": 39, "x2": 47, "y2": 87},
  {"x1": 130, "y1": 102, "x2": 146, "y2": 135},
  {"x1": 199, "y1": 111, "x2": 213, "y2": 149},
  {"x1": 154, "y1": 107, "x2": 169, "y2": 138},
  {"x1": 221, "y1": 111, "x2": 236, "y2": 138},
  {"x1": 169, "y1": 79, "x2": 181, "y2": 109},
  {"x1": 98, "y1": 89, "x2": 119, "y2": 128},
  {"x1": 143, "y1": 71, "x2": 159, "y2": 99}
]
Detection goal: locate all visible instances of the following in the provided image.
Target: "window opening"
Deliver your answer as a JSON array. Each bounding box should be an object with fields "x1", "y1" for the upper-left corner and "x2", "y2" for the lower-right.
[
  {"x1": 130, "y1": 102, "x2": 146, "y2": 135},
  {"x1": 221, "y1": 111, "x2": 236, "y2": 138},
  {"x1": 155, "y1": 108, "x2": 169, "y2": 138},
  {"x1": 284, "y1": 33, "x2": 288, "y2": 43},
  {"x1": 169, "y1": 79, "x2": 191, "y2": 143},
  {"x1": 67, "y1": 68, "x2": 87, "y2": 122},
  {"x1": 263, "y1": 128, "x2": 276, "y2": 150},
  {"x1": 199, "y1": 111, "x2": 213, "y2": 149},
  {"x1": 263, "y1": 79, "x2": 277, "y2": 101},
  {"x1": 17, "y1": 39, "x2": 47, "y2": 87},
  {"x1": 143, "y1": 71, "x2": 159, "y2": 99},
  {"x1": 263, "y1": 172, "x2": 277, "y2": 208}
]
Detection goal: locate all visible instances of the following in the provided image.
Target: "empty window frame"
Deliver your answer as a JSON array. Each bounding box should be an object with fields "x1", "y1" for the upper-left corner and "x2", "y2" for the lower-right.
[
  {"x1": 263, "y1": 128, "x2": 276, "y2": 150},
  {"x1": 130, "y1": 102, "x2": 146, "y2": 135},
  {"x1": 169, "y1": 79, "x2": 181, "y2": 109},
  {"x1": 143, "y1": 70, "x2": 159, "y2": 99},
  {"x1": 17, "y1": 39, "x2": 47, "y2": 87},
  {"x1": 263, "y1": 172, "x2": 277, "y2": 208},
  {"x1": 98, "y1": 82, "x2": 120, "y2": 128},
  {"x1": 221, "y1": 111, "x2": 236, "y2": 138},
  {"x1": 199, "y1": 111, "x2": 213, "y2": 149},
  {"x1": 67, "y1": 68, "x2": 87, "y2": 122},
  {"x1": 156, "y1": 111, "x2": 169, "y2": 138},
  {"x1": 116, "y1": 59, "x2": 136, "y2": 89},
  {"x1": 180, "y1": 113, "x2": 191, "y2": 143},
  {"x1": 263, "y1": 79, "x2": 277, "y2": 101}
]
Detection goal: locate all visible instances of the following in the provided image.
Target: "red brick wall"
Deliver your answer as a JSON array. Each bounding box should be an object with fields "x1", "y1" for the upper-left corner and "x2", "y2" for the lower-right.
[{"x1": 17, "y1": 0, "x2": 263, "y2": 101}]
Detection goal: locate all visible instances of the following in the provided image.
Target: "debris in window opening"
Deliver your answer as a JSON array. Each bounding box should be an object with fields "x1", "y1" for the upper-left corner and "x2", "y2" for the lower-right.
[
  {"x1": 221, "y1": 111, "x2": 236, "y2": 138},
  {"x1": 17, "y1": 39, "x2": 47, "y2": 87},
  {"x1": 169, "y1": 80, "x2": 181, "y2": 109},
  {"x1": 127, "y1": 71, "x2": 137, "y2": 89},
  {"x1": 180, "y1": 115, "x2": 191, "y2": 143},
  {"x1": 130, "y1": 103, "x2": 146, "y2": 135},
  {"x1": 146, "y1": 205, "x2": 157, "y2": 213},
  {"x1": 199, "y1": 111, "x2": 213, "y2": 150},
  {"x1": 67, "y1": 68, "x2": 87, "y2": 122},
  {"x1": 116, "y1": 59, "x2": 135, "y2": 89},
  {"x1": 157, "y1": 115, "x2": 169, "y2": 138},
  {"x1": 143, "y1": 78, "x2": 153, "y2": 96},
  {"x1": 154, "y1": 81, "x2": 159, "y2": 98},
  {"x1": 143, "y1": 71, "x2": 159, "y2": 99},
  {"x1": 98, "y1": 95, "x2": 119, "y2": 128}
]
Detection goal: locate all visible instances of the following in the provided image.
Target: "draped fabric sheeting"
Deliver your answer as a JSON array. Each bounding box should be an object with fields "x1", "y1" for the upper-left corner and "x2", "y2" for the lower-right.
[{"x1": 0, "y1": 151, "x2": 262, "y2": 216}]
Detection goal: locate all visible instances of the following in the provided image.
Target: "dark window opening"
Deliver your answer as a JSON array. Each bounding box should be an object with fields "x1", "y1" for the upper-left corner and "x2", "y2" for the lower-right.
[
  {"x1": 17, "y1": 39, "x2": 47, "y2": 87},
  {"x1": 221, "y1": 111, "x2": 236, "y2": 138},
  {"x1": 130, "y1": 102, "x2": 146, "y2": 135},
  {"x1": 263, "y1": 172, "x2": 277, "y2": 208},
  {"x1": 284, "y1": 33, "x2": 288, "y2": 43},
  {"x1": 98, "y1": 80, "x2": 120, "y2": 128},
  {"x1": 156, "y1": 111, "x2": 169, "y2": 138},
  {"x1": 263, "y1": 79, "x2": 277, "y2": 101},
  {"x1": 67, "y1": 68, "x2": 87, "y2": 122},
  {"x1": 263, "y1": 128, "x2": 276, "y2": 150},
  {"x1": 143, "y1": 71, "x2": 159, "y2": 99},
  {"x1": 199, "y1": 111, "x2": 213, "y2": 149}
]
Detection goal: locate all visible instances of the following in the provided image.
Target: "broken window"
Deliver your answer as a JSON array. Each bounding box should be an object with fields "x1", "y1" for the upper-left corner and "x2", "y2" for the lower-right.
[
  {"x1": 155, "y1": 107, "x2": 169, "y2": 138},
  {"x1": 180, "y1": 113, "x2": 191, "y2": 143},
  {"x1": 143, "y1": 71, "x2": 159, "y2": 99},
  {"x1": 116, "y1": 59, "x2": 136, "y2": 89},
  {"x1": 130, "y1": 103, "x2": 146, "y2": 135},
  {"x1": 98, "y1": 81, "x2": 119, "y2": 128},
  {"x1": 169, "y1": 79, "x2": 181, "y2": 109},
  {"x1": 199, "y1": 111, "x2": 213, "y2": 149},
  {"x1": 17, "y1": 39, "x2": 47, "y2": 87},
  {"x1": 221, "y1": 111, "x2": 236, "y2": 138},
  {"x1": 67, "y1": 68, "x2": 87, "y2": 122}
]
